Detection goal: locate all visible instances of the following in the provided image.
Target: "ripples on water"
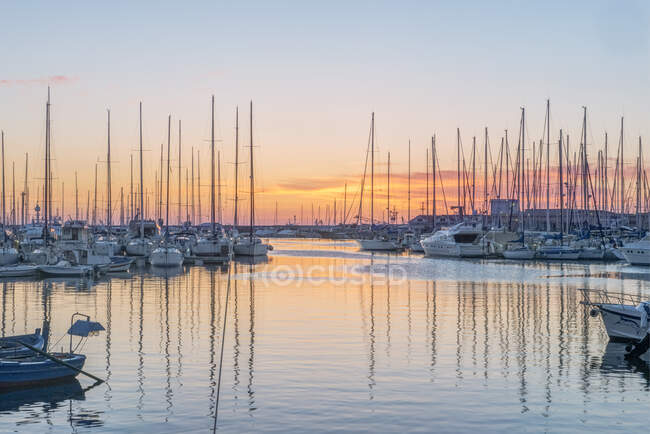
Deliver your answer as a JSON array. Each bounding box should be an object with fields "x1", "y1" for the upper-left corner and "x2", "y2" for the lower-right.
[{"x1": 0, "y1": 239, "x2": 649, "y2": 432}]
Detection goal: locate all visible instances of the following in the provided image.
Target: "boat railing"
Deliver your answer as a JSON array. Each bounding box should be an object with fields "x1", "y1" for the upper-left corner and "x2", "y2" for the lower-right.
[{"x1": 578, "y1": 288, "x2": 647, "y2": 307}]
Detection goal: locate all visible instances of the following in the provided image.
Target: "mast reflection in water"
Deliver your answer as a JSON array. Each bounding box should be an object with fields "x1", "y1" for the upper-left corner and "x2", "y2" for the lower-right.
[{"x1": 0, "y1": 239, "x2": 649, "y2": 431}]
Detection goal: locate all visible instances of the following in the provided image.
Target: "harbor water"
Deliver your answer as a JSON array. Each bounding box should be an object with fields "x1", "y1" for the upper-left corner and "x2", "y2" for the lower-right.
[{"x1": 0, "y1": 239, "x2": 649, "y2": 432}]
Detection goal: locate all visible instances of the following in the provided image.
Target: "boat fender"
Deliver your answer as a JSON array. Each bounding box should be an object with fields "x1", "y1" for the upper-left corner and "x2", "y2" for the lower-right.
[
  {"x1": 268, "y1": 245, "x2": 274, "y2": 251},
  {"x1": 589, "y1": 308, "x2": 600, "y2": 318}
]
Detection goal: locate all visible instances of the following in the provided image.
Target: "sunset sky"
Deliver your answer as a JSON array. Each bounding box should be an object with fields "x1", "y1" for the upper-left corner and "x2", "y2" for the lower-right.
[{"x1": 1, "y1": 1, "x2": 649, "y2": 224}]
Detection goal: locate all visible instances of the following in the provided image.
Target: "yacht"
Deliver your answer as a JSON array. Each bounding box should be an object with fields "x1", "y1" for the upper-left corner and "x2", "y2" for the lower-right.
[
  {"x1": 620, "y1": 235, "x2": 650, "y2": 265},
  {"x1": 233, "y1": 235, "x2": 271, "y2": 257},
  {"x1": 421, "y1": 223, "x2": 484, "y2": 258},
  {"x1": 356, "y1": 235, "x2": 401, "y2": 251}
]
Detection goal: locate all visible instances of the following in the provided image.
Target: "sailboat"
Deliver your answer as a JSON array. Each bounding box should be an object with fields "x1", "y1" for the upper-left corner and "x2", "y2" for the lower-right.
[
  {"x1": 191, "y1": 96, "x2": 232, "y2": 261},
  {"x1": 126, "y1": 103, "x2": 154, "y2": 257},
  {"x1": 355, "y1": 113, "x2": 400, "y2": 251},
  {"x1": 233, "y1": 101, "x2": 271, "y2": 257},
  {"x1": 0, "y1": 132, "x2": 18, "y2": 265},
  {"x1": 150, "y1": 115, "x2": 184, "y2": 267}
]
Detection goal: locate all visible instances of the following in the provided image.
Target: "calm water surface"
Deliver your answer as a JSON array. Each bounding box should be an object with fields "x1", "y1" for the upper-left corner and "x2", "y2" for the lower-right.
[{"x1": 1, "y1": 239, "x2": 649, "y2": 432}]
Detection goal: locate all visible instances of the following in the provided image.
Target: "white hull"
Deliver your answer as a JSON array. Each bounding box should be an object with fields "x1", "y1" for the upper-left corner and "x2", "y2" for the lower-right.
[
  {"x1": 0, "y1": 248, "x2": 19, "y2": 266},
  {"x1": 150, "y1": 247, "x2": 184, "y2": 267},
  {"x1": 126, "y1": 239, "x2": 153, "y2": 257},
  {"x1": 621, "y1": 246, "x2": 650, "y2": 265},
  {"x1": 578, "y1": 247, "x2": 605, "y2": 260},
  {"x1": 596, "y1": 303, "x2": 649, "y2": 342},
  {"x1": 502, "y1": 248, "x2": 536, "y2": 260},
  {"x1": 192, "y1": 238, "x2": 232, "y2": 259},
  {"x1": 38, "y1": 264, "x2": 94, "y2": 277},
  {"x1": 422, "y1": 242, "x2": 483, "y2": 258},
  {"x1": 356, "y1": 239, "x2": 400, "y2": 251},
  {"x1": 0, "y1": 265, "x2": 38, "y2": 277},
  {"x1": 537, "y1": 247, "x2": 580, "y2": 260},
  {"x1": 234, "y1": 240, "x2": 269, "y2": 257},
  {"x1": 409, "y1": 242, "x2": 425, "y2": 253}
]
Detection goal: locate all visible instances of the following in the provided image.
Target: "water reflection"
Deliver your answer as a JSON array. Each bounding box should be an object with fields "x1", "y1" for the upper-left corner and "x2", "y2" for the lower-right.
[{"x1": 0, "y1": 240, "x2": 648, "y2": 431}]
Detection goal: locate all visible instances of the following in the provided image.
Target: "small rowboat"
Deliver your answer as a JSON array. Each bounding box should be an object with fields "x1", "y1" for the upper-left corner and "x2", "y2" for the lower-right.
[{"x1": 37, "y1": 261, "x2": 94, "y2": 277}]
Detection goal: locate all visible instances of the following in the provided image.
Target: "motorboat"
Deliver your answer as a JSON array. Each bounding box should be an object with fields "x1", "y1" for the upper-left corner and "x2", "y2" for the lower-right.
[
  {"x1": 37, "y1": 261, "x2": 94, "y2": 277},
  {"x1": 0, "y1": 264, "x2": 38, "y2": 278},
  {"x1": 580, "y1": 288, "x2": 650, "y2": 343},
  {"x1": 234, "y1": 236, "x2": 271, "y2": 257},
  {"x1": 0, "y1": 329, "x2": 44, "y2": 358},
  {"x1": 620, "y1": 236, "x2": 650, "y2": 265},
  {"x1": 150, "y1": 245, "x2": 184, "y2": 267},
  {"x1": 421, "y1": 223, "x2": 484, "y2": 258}
]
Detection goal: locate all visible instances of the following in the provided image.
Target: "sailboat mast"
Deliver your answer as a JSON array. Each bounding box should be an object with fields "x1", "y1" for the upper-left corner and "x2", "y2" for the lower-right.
[
  {"x1": 407, "y1": 139, "x2": 411, "y2": 222},
  {"x1": 191, "y1": 147, "x2": 195, "y2": 224},
  {"x1": 546, "y1": 99, "x2": 550, "y2": 232},
  {"x1": 178, "y1": 120, "x2": 182, "y2": 225},
  {"x1": 370, "y1": 112, "x2": 374, "y2": 226},
  {"x1": 44, "y1": 88, "x2": 50, "y2": 241},
  {"x1": 457, "y1": 128, "x2": 461, "y2": 218},
  {"x1": 166, "y1": 115, "x2": 171, "y2": 236},
  {"x1": 211, "y1": 95, "x2": 216, "y2": 234},
  {"x1": 139, "y1": 102, "x2": 144, "y2": 240},
  {"x1": 483, "y1": 128, "x2": 487, "y2": 221},
  {"x1": 234, "y1": 106, "x2": 239, "y2": 227},
  {"x1": 2, "y1": 130, "x2": 5, "y2": 229},
  {"x1": 559, "y1": 130, "x2": 564, "y2": 243},
  {"x1": 217, "y1": 150, "x2": 222, "y2": 224},
  {"x1": 75, "y1": 171, "x2": 78, "y2": 220},
  {"x1": 249, "y1": 101, "x2": 255, "y2": 241},
  {"x1": 426, "y1": 148, "x2": 429, "y2": 217},
  {"x1": 387, "y1": 151, "x2": 390, "y2": 224},
  {"x1": 432, "y1": 135, "x2": 436, "y2": 229},
  {"x1": 620, "y1": 117, "x2": 624, "y2": 215}
]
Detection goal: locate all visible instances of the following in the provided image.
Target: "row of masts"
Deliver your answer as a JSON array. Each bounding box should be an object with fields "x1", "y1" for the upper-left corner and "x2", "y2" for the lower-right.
[
  {"x1": 1, "y1": 97, "x2": 648, "y2": 230},
  {"x1": 353, "y1": 101, "x2": 644, "y2": 231}
]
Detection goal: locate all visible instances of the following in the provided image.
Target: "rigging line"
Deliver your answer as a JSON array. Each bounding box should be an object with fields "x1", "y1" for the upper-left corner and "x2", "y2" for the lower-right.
[
  {"x1": 434, "y1": 146, "x2": 450, "y2": 216},
  {"x1": 213, "y1": 263, "x2": 233, "y2": 432}
]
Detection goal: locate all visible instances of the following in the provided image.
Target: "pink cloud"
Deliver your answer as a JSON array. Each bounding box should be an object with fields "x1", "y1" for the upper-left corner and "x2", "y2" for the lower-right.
[{"x1": 0, "y1": 75, "x2": 77, "y2": 86}]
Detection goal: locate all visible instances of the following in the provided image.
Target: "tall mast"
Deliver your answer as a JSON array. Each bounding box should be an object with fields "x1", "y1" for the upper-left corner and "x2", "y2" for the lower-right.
[
  {"x1": 75, "y1": 171, "x2": 78, "y2": 220},
  {"x1": 559, "y1": 130, "x2": 564, "y2": 243},
  {"x1": 197, "y1": 150, "x2": 201, "y2": 224},
  {"x1": 158, "y1": 143, "x2": 163, "y2": 223},
  {"x1": 11, "y1": 162, "x2": 15, "y2": 225},
  {"x1": 407, "y1": 139, "x2": 411, "y2": 222},
  {"x1": 107, "y1": 109, "x2": 112, "y2": 231},
  {"x1": 44, "y1": 88, "x2": 50, "y2": 241},
  {"x1": 483, "y1": 128, "x2": 488, "y2": 221},
  {"x1": 425, "y1": 148, "x2": 429, "y2": 217},
  {"x1": 129, "y1": 154, "x2": 133, "y2": 222},
  {"x1": 370, "y1": 112, "x2": 374, "y2": 227},
  {"x1": 637, "y1": 136, "x2": 642, "y2": 227},
  {"x1": 545, "y1": 99, "x2": 550, "y2": 232},
  {"x1": 1, "y1": 130, "x2": 5, "y2": 229},
  {"x1": 166, "y1": 114, "x2": 171, "y2": 236},
  {"x1": 604, "y1": 132, "x2": 608, "y2": 221},
  {"x1": 139, "y1": 102, "x2": 144, "y2": 240},
  {"x1": 457, "y1": 128, "x2": 461, "y2": 218},
  {"x1": 387, "y1": 151, "x2": 390, "y2": 224},
  {"x1": 505, "y1": 130, "x2": 509, "y2": 200},
  {"x1": 22, "y1": 153, "x2": 28, "y2": 226},
  {"x1": 191, "y1": 147, "x2": 195, "y2": 224},
  {"x1": 93, "y1": 163, "x2": 97, "y2": 225},
  {"x1": 185, "y1": 168, "x2": 189, "y2": 222},
  {"x1": 519, "y1": 108, "x2": 525, "y2": 232},
  {"x1": 211, "y1": 95, "x2": 216, "y2": 234},
  {"x1": 234, "y1": 106, "x2": 239, "y2": 227},
  {"x1": 471, "y1": 136, "x2": 476, "y2": 215},
  {"x1": 343, "y1": 182, "x2": 347, "y2": 225},
  {"x1": 249, "y1": 101, "x2": 255, "y2": 241},
  {"x1": 620, "y1": 117, "x2": 624, "y2": 215},
  {"x1": 432, "y1": 135, "x2": 436, "y2": 229},
  {"x1": 178, "y1": 119, "x2": 182, "y2": 225},
  {"x1": 217, "y1": 150, "x2": 222, "y2": 224}
]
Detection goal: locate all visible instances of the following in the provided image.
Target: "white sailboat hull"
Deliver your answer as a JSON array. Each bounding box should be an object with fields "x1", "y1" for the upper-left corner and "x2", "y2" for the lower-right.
[
  {"x1": 502, "y1": 248, "x2": 536, "y2": 260},
  {"x1": 126, "y1": 239, "x2": 153, "y2": 257},
  {"x1": 356, "y1": 239, "x2": 400, "y2": 251},
  {"x1": 621, "y1": 245, "x2": 650, "y2": 265},
  {"x1": 150, "y1": 247, "x2": 184, "y2": 267},
  {"x1": 234, "y1": 240, "x2": 269, "y2": 257},
  {"x1": 537, "y1": 246, "x2": 580, "y2": 260}
]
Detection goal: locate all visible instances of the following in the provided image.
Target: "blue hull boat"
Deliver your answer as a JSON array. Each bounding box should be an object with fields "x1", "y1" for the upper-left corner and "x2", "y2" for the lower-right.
[
  {"x1": 0, "y1": 353, "x2": 86, "y2": 389},
  {"x1": 0, "y1": 330, "x2": 45, "y2": 359}
]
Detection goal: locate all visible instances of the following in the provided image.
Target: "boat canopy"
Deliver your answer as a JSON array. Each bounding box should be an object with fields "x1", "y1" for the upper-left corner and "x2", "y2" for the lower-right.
[{"x1": 68, "y1": 320, "x2": 105, "y2": 337}]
